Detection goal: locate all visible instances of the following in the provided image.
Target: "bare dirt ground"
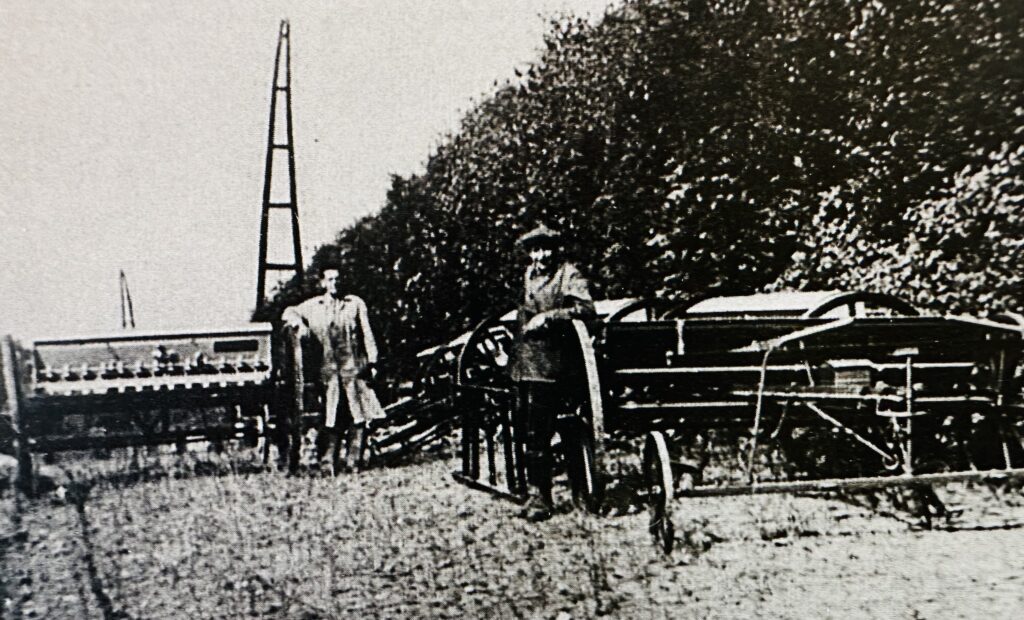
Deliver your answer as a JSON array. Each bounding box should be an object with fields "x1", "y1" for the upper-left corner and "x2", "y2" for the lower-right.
[{"x1": 1, "y1": 446, "x2": 1023, "y2": 619}]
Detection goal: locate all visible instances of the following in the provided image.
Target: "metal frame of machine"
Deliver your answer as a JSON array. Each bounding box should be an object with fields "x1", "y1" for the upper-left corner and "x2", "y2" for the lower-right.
[
  {"x1": 6, "y1": 290, "x2": 1023, "y2": 553},
  {"x1": 451, "y1": 291, "x2": 1024, "y2": 551},
  {"x1": 1, "y1": 325, "x2": 275, "y2": 488}
]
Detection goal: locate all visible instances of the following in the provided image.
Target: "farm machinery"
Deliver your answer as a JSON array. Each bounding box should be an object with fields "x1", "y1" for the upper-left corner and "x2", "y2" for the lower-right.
[
  {"x1": 0, "y1": 319, "x2": 472, "y2": 488},
  {"x1": 452, "y1": 291, "x2": 1024, "y2": 551},
  {"x1": 6, "y1": 289, "x2": 1024, "y2": 550},
  {"x1": 1, "y1": 325, "x2": 276, "y2": 491}
]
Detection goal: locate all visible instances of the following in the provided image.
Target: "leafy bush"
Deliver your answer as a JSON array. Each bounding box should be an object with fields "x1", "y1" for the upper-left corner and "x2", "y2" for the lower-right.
[{"x1": 258, "y1": 0, "x2": 1024, "y2": 368}]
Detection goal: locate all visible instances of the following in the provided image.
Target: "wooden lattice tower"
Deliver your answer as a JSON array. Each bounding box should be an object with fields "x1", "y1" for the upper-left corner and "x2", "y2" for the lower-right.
[{"x1": 255, "y1": 20, "x2": 303, "y2": 311}]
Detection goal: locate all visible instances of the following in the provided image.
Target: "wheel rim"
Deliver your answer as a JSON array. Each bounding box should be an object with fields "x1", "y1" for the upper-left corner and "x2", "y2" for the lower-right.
[
  {"x1": 643, "y1": 431, "x2": 675, "y2": 553},
  {"x1": 575, "y1": 433, "x2": 600, "y2": 513},
  {"x1": 568, "y1": 320, "x2": 605, "y2": 509},
  {"x1": 560, "y1": 416, "x2": 602, "y2": 512}
]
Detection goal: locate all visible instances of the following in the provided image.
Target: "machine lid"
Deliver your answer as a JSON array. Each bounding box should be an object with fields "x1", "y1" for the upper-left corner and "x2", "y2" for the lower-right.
[
  {"x1": 32, "y1": 323, "x2": 274, "y2": 347},
  {"x1": 685, "y1": 291, "x2": 853, "y2": 318}
]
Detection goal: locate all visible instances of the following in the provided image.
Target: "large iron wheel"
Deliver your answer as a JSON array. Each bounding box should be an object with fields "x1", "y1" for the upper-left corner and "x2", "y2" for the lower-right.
[
  {"x1": 643, "y1": 430, "x2": 675, "y2": 554},
  {"x1": 564, "y1": 319, "x2": 606, "y2": 512},
  {"x1": 561, "y1": 416, "x2": 602, "y2": 513}
]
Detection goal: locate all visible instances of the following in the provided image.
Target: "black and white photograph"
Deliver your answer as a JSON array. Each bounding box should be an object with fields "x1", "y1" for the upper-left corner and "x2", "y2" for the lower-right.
[{"x1": 2, "y1": 0, "x2": 1023, "y2": 617}]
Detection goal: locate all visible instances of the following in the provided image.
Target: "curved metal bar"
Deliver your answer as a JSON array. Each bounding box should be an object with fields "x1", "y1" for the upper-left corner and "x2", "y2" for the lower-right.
[
  {"x1": 991, "y1": 312, "x2": 1024, "y2": 330},
  {"x1": 747, "y1": 317, "x2": 860, "y2": 481},
  {"x1": 657, "y1": 294, "x2": 714, "y2": 320},
  {"x1": 605, "y1": 298, "x2": 666, "y2": 323},
  {"x1": 803, "y1": 291, "x2": 918, "y2": 318}
]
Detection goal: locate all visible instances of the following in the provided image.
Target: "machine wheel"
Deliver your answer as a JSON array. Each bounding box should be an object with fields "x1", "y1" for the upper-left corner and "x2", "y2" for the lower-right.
[
  {"x1": 562, "y1": 417, "x2": 602, "y2": 513},
  {"x1": 454, "y1": 313, "x2": 519, "y2": 492},
  {"x1": 643, "y1": 430, "x2": 675, "y2": 554},
  {"x1": 456, "y1": 314, "x2": 514, "y2": 387}
]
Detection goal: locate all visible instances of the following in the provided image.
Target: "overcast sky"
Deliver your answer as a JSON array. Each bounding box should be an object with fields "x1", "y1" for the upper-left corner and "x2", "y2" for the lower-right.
[{"x1": 0, "y1": 0, "x2": 612, "y2": 340}]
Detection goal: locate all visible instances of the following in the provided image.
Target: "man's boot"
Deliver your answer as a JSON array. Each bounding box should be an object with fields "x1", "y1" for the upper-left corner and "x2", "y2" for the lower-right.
[
  {"x1": 520, "y1": 484, "x2": 555, "y2": 522},
  {"x1": 304, "y1": 428, "x2": 321, "y2": 470},
  {"x1": 520, "y1": 442, "x2": 555, "y2": 521},
  {"x1": 328, "y1": 426, "x2": 344, "y2": 476}
]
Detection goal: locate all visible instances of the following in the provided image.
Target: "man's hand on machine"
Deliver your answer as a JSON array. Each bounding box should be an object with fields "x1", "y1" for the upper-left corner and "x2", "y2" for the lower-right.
[
  {"x1": 283, "y1": 316, "x2": 310, "y2": 339},
  {"x1": 523, "y1": 313, "x2": 551, "y2": 334},
  {"x1": 358, "y1": 362, "x2": 378, "y2": 381}
]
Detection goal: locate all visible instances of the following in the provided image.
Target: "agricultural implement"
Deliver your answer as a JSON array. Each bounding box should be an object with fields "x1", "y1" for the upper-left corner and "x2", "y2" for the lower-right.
[
  {"x1": 452, "y1": 291, "x2": 1024, "y2": 551},
  {"x1": 0, "y1": 320, "x2": 468, "y2": 487},
  {"x1": 367, "y1": 330, "x2": 471, "y2": 464},
  {"x1": 1, "y1": 326, "x2": 275, "y2": 492},
  {"x1": 0, "y1": 321, "x2": 475, "y2": 486}
]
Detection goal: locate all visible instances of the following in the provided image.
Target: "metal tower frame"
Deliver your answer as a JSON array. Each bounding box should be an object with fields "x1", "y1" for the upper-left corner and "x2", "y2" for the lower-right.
[{"x1": 256, "y1": 19, "x2": 303, "y2": 311}]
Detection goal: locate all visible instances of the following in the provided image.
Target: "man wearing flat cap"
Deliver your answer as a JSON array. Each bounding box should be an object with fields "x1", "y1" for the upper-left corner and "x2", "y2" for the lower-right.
[{"x1": 510, "y1": 224, "x2": 596, "y2": 521}]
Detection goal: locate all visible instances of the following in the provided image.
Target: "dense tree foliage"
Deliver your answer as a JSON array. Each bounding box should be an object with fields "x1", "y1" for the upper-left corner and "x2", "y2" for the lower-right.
[{"x1": 257, "y1": 0, "x2": 1024, "y2": 371}]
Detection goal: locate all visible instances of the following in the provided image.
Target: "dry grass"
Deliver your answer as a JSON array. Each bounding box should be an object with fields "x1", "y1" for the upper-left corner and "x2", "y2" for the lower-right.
[{"x1": 2, "y1": 445, "x2": 1024, "y2": 618}]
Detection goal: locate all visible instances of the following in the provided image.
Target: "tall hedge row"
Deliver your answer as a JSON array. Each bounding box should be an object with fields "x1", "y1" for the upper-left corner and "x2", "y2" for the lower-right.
[{"x1": 257, "y1": 0, "x2": 1024, "y2": 372}]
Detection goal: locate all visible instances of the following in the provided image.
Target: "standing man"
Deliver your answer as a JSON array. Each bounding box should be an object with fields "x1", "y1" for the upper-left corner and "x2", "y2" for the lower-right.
[
  {"x1": 509, "y1": 224, "x2": 596, "y2": 521},
  {"x1": 282, "y1": 267, "x2": 385, "y2": 475}
]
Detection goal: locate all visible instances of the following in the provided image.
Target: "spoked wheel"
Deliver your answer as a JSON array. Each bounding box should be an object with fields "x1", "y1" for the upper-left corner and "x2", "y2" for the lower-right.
[
  {"x1": 643, "y1": 430, "x2": 675, "y2": 554},
  {"x1": 455, "y1": 313, "x2": 520, "y2": 493},
  {"x1": 456, "y1": 315, "x2": 514, "y2": 388}
]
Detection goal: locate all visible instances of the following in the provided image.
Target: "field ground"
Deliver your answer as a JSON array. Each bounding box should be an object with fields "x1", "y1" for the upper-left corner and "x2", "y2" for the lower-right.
[{"x1": 1, "y1": 445, "x2": 1023, "y2": 619}]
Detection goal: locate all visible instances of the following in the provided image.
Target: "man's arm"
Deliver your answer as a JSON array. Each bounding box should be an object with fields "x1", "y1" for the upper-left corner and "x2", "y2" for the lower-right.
[
  {"x1": 281, "y1": 304, "x2": 311, "y2": 339},
  {"x1": 544, "y1": 295, "x2": 597, "y2": 322}
]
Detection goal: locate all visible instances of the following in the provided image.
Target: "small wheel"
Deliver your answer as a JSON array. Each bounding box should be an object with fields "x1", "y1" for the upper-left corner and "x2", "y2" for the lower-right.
[
  {"x1": 643, "y1": 431, "x2": 675, "y2": 554},
  {"x1": 456, "y1": 316, "x2": 514, "y2": 387}
]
